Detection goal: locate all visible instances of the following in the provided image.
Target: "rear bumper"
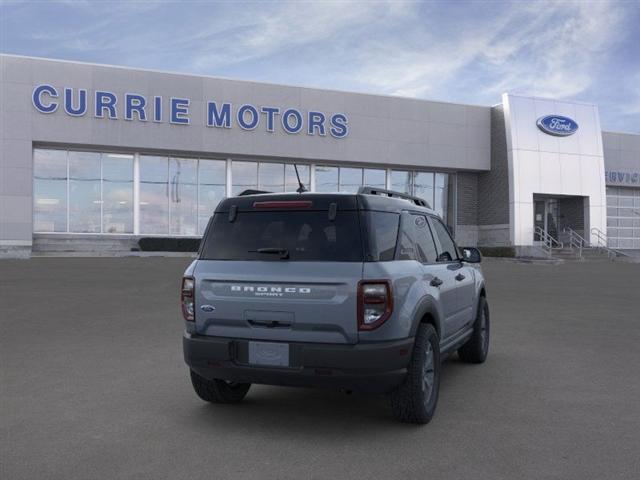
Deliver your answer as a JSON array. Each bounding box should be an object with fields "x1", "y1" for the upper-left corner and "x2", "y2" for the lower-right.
[{"x1": 183, "y1": 332, "x2": 414, "y2": 394}]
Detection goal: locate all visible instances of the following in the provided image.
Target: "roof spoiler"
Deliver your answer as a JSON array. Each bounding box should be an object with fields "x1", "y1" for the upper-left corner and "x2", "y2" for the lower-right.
[{"x1": 357, "y1": 186, "x2": 431, "y2": 208}]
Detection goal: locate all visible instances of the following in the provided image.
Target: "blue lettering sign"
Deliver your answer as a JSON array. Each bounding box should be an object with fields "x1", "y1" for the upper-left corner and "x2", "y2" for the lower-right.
[
  {"x1": 125, "y1": 94, "x2": 147, "y2": 121},
  {"x1": 153, "y1": 96, "x2": 162, "y2": 122},
  {"x1": 207, "y1": 102, "x2": 231, "y2": 128},
  {"x1": 261, "y1": 106, "x2": 280, "y2": 132},
  {"x1": 237, "y1": 104, "x2": 259, "y2": 130},
  {"x1": 170, "y1": 98, "x2": 190, "y2": 124},
  {"x1": 536, "y1": 115, "x2": 578, "y2": 137},
  {"x1": 32, "y1": 84, "x2": 59, "y2": 113},
  {"x1": 30, "y1": 84, "x2": 349, "y2": 139},
  {"x1": 95, "y1": 91, "x2": 117, "y2": 119},
  {"x1": 282, "y1": 108, "x2": 303, "y2": 134},
  {"x1": 308, "y1": 111, "x2": 326, "y2": 136},
  {"x1": 330, "y1": 113, "x2": 348, "y2": 138},
  {"x1": 64, "y1": 88, "x2": 87, "y2": 116}
]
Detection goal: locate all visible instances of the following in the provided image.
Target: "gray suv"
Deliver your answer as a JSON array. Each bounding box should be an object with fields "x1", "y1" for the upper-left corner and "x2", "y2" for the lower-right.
[{"x1": 182, "y1": 187, "x2": 489, "y2": 424}]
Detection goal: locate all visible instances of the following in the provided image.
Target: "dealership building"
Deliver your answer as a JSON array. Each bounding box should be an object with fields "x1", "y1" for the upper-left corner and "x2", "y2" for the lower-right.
[{"x1": 1, "y1": 54, "x2": 639, "y2": 258}]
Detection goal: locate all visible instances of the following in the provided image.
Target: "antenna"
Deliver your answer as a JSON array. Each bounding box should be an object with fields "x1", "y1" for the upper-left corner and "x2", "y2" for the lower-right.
[{"x1": 293, "y1": 164, "x2": 307, "y2": 193}]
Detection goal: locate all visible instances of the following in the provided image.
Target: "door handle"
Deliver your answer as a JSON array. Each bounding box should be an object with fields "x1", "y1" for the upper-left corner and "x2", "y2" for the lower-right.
[
  {"x1": 430, "y1": 277, "x2": 443, "y2": 287},
  {"x1": 455, "y1": 273, "x2": 466, "y2": 281}
]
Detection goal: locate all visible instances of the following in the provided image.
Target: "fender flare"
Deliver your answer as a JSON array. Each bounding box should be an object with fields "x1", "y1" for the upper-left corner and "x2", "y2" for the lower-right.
[{"x1": 409, "y1": 297, "x2": 443, "y2": 340}]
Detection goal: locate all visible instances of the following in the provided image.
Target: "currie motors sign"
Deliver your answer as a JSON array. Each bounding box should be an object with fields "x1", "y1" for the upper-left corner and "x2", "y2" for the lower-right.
[
  {"x1": 31, "y1": 84, "x2": 349, "y2": 139},
  {"x1": 536, "y1": 115, "x2": 579, "y2": 137}
]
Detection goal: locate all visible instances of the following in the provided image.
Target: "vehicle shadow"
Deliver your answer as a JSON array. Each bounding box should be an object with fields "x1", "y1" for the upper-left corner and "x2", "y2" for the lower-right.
[{"x1": 180, "y1": 356, "x2": 477, "y2": 436}]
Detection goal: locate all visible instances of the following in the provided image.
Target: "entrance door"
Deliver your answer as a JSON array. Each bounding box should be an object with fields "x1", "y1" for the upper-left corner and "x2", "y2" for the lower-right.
[{"x1": 533, "y1": 198, "x2": 559, "y2": 242}]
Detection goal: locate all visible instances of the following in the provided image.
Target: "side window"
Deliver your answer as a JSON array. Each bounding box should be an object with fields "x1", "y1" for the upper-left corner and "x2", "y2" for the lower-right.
[
  {"x1": 430, "y1": 217, "x2": 459, "y2": 262},
  {"x1": 397, "y1": 214, "x2": 419, "y2": 261},
  {"x1": 412, "y1": 214, "x2": 438, "y2": 263}
]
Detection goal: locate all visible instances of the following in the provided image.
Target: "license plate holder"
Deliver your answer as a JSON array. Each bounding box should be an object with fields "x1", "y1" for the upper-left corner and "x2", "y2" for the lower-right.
[{"x1": 248, "y1": 341, "x2": 290, "y2": 367}]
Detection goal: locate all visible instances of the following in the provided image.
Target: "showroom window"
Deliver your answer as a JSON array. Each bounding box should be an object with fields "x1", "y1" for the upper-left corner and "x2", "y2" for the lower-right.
[
  {"x1": 169, "y1": 157, "x2": 198, "y2": 236},
  {"x1": 285, "y1": 164, "x2": 310, "y2": 192},
  {"x1": 315, "y1": 166, "x2": 339, "y2": 192},
  {"x1": 390, "y1": 170, "x2": 412, "y2": 194},
  {"x1": 33, "y1": 148, "x2": 455, "y2": 236},
  {"x1": 198, "y1": 159, "x2": 226, "y2": 234},
  {"x1": 33, "y1": 149, "x2": 68, "y2": 233},
  {"x1": 231, "y1": 161, "x2": 258, "y2": 195},
  {"x1": 101, "y1": 154, "x2": 134, "y2": 234},
  {"x1": 68, "y1": 151, "x2": 102, "y2": 233},
  {"x1": 139, "y1": 155, "x2": 169, "y2": 234}
]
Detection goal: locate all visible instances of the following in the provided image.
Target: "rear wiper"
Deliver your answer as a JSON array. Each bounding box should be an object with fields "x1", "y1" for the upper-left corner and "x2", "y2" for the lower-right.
[{"x1": 249, "y1": 247, "x2": 290, "y2": 259}]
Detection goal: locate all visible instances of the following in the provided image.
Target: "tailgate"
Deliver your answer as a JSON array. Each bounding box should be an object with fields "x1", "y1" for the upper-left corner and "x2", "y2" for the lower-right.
[{"x1": 194, "y1": 260, "x2": 362, "y2": 344}]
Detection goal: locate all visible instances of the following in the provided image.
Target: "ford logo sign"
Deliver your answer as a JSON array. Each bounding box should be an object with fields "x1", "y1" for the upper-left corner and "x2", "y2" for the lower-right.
[{"x1": 536, "y1": 115, "x2": 579, "y2": 137}]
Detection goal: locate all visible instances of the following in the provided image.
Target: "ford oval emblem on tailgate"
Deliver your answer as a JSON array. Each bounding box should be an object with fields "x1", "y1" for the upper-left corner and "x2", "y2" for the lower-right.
[{"x1": 200, "y1": 305, "x2": 215, "y2": 312}]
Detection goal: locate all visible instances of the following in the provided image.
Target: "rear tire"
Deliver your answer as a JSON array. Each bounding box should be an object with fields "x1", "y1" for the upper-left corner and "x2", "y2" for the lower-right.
[
  {"x1": 389, "y1": 324, "x2": 441, "y2": 424},
  {"x1": 458, "y1": 296, "x2": 490, "y2": 364},
  {"x1": 189, "y1": 370, "x2": 251, "y2": 404}
]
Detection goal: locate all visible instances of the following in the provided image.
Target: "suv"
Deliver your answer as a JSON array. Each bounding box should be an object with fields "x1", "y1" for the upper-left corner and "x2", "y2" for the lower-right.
[{"x1": 182, "y1": 187, "x2": 489, "y2": 424}]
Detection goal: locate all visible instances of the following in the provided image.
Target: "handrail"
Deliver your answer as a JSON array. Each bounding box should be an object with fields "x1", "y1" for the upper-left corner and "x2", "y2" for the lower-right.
[
  {"x1": 535, "y1": 226, "x2": 563, "y2": 257},
  {"x1": 590, "y1": 227, "x2": 628, "y2": 259},
  {"x1": 563, "y1": 227, "x2": 586, "y2": 259}
]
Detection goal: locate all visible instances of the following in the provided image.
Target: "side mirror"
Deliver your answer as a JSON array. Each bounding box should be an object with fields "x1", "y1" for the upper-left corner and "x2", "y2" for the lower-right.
[{"x1": 461, "y1": 247, "x2": 482, "y2": 263}]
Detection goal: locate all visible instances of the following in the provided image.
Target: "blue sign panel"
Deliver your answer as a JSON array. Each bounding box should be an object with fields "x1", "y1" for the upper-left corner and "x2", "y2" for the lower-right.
[
  {"x1": 31, "y1": 84, "x2": 349, "y2": 139},
  {"x1": 536, "y1": 115, "x2": 579, "y2": 137}
]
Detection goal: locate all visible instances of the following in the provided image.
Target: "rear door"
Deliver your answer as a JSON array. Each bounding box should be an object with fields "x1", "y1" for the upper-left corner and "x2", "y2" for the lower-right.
[
  {"x1": 403, "y1": 213, "x2": 460, "y2": 340},
  {"x1": 194, "y1": 204, "x2": 363, "y2": 344},
  {"x1": 428, "y1": 216, "x2": 476, "y2": 334}
]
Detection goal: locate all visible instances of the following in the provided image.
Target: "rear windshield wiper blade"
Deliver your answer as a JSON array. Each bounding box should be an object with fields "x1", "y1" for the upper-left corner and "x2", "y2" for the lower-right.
[{"x1": 249, "y1": 247, "x2": 290, "y2": 259}]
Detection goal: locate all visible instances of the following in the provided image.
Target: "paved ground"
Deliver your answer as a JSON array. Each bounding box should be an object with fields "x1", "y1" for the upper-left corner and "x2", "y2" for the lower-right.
[{"x1": 1, "y1": 257, "x2": 640, "y2": 480}]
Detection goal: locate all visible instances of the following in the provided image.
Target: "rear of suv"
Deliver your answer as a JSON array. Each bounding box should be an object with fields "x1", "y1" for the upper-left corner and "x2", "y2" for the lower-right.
[{"x1": 182, "y1": 187, "x2": 489, "y2": 424}]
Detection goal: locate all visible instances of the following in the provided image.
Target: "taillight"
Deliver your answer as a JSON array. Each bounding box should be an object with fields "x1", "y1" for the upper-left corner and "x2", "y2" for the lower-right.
[
  {"x1": 181, "y1": 276, "x2": 195, "y2": 322},
  {"x1": 358, "y1": 280, "x2": 393, "y2": 330}
]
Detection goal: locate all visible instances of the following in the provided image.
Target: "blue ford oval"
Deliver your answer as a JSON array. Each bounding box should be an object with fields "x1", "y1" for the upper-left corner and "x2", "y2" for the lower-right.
[{"x1": 536, "y1": 115, "x2": 579, "y2": 136}]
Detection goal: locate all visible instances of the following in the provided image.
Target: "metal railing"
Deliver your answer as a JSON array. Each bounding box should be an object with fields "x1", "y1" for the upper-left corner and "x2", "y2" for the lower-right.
[
  {"x1": 535, "y1": 226, "x2": 563, "y2": 257},
  {"x1": 563, "y1": 227, "x2": 586, "y2": 259},
  {"x1": 590, "y1": 227, "x2": 628, "y2": 259}
]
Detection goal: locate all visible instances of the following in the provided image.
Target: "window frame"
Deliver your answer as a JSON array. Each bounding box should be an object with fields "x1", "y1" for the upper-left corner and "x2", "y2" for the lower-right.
[{"x1": 427, "y1": 215, "x2": 461, "y2": 263}]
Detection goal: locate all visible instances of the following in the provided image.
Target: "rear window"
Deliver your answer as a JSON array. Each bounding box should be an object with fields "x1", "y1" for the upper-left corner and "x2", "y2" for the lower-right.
[{"x1": 200, "y1": 211, "x2": 363, "y2": 261}]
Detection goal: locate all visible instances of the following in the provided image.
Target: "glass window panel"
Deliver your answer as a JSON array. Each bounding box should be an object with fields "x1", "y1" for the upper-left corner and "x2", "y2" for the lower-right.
[
  {"x1": 339, "y1": 167, "x2": 363, "y2": 193},
  {"x1": 285, "y1": 164, "x2": 310, "y2": 192},
  {"x1": 198, "y1": 159, "x2": 226, "y2": 235},
  {"x1": 33, "y1": 149, "x2": 67, "y2": 232},
  {"x1": 232, "y1": 161, "x2": 258, "y2": 195},
  {"x1": 140, "y1": 155, "x2": 169, "y2": 234},
  {"x1": 259, "y1": 162, "x2": 285, "y2": 191},
  {"x1": 68, "y1": 151, "x2": 101, "y2": 233},
  {"x1": 315, "y1": 166, "x2": 339, "y2": 192},
  {"x1": 102, "y1": 154, "x2": 133, "y2": 234},
  {"x1": 363, "y1": 169, "x2": 386, "y2": 189},
  {"x1": 390, "y1": 170, "x2": 412, "y2": 194},
  {"x1": 169, "y1": 158, "x2": 197, "y2": 236},
  {"x1": 434, "y1": 173, "x2": 448, "y2": 220},
  {"x1": 414, "y1": 172, "x2": 434, "y2": 209}
]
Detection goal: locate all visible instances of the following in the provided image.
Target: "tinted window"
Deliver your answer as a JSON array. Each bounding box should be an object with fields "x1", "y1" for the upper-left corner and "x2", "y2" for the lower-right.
[
  {"x1": 430, "y1": 217, "x2": 458, "y2": 262},
  {"x1": 201, "y1": 211, "x2": 363, "y2": 261},
  {"x1": 412, "y1": 214, "x2": 438, "y2": 263},
  {"x1": 363, "y1": 211, "x2": 399, "y2": 261},
  {"x1": 397, "y1": 214, "x2": 421, "y2": 261}
]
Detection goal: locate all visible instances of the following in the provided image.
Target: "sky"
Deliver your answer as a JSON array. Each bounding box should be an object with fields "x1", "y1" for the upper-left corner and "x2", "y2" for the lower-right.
[{"x1": 1, "y1": 0, "x2": 639, "y2": 132}]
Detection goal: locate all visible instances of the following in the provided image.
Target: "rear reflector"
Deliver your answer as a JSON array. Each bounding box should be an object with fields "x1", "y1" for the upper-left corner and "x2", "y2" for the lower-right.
[{"x1": 253, "y1": 200, "x2": 313, "y2": 209}]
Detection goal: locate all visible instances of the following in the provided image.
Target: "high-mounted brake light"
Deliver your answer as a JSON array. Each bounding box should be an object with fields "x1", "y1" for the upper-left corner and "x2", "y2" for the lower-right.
[
  {"x1": 357, "y1": 280, "x2": 393, "y2": 331},
  {"x1": 181, "y1": 276, "x2": 195, "y2": 322},
  {"x1": 253, "y1": 200, "x2": 313, "y2": 209}
]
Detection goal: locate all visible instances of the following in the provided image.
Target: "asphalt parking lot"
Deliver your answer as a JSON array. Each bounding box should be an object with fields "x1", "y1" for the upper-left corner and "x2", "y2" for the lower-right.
[{"x1": 1, "y1": 257, "x2": 640, "y2": 480}]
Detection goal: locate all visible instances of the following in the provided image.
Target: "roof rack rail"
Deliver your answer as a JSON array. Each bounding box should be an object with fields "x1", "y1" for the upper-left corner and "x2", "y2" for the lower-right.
[
  {"x1": 357, "y1": 186, "x2": 431, "y2": 208},
  {"x1": 238, "y1": 189, "x2": 272, "y2": 196}
]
